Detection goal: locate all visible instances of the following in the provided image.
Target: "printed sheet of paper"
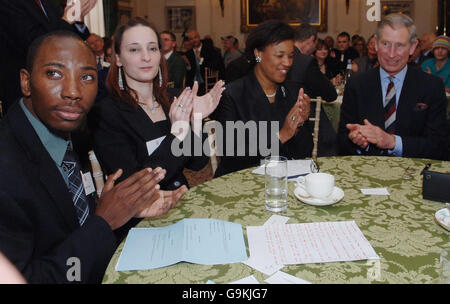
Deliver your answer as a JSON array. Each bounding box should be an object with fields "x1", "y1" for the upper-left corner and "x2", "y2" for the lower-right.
[
  {"x1": 253, "y1": 159, "x2": 312, "y2": 177},
  {"x1": 247, "y1": 221, "x2": 379, "y2": 265},
  {"x1": 116, "y1": 218, "x2": 248, "y2": 271}
]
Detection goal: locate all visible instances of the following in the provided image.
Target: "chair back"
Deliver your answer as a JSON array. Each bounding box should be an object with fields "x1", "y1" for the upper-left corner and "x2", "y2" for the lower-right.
[
  {"x1": 88, "y1": 150, "x2": 105, "y2": 197},
  {"x1": 167, "y1": 81, "x2": 175, "y2": 89},
  {"x1": 204, "y1": 67, "x2": 219, "y2": 93},
  {"x1": 204, "y1": 119, "x2": 219, "y2": 175},
  {"x1": 309, "y1": 97, "x2": 322, "y2": 160}
]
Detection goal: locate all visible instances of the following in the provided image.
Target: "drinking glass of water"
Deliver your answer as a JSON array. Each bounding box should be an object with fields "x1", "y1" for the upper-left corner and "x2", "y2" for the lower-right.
[{"x1": 265, "y1": 156, "x2": 288, "y2": 212}]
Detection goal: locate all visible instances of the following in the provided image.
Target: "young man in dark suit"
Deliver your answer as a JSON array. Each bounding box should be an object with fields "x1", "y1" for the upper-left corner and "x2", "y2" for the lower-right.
[
  {"x1": 0, "y1": 31, "x2": 186, "y2": 283},
  {"x1": 0, "y1": 0, "x2": 96, "y2": 114},
  {"x1": 338, "y1": 14, "x2": 448, "y2": 160},
  {"x1": 160, "y1": 30, "x2": 186, "y2": 90}
]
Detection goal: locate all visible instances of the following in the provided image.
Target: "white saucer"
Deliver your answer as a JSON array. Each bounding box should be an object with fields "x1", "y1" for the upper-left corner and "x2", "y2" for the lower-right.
[
  {"x1": 434, "y1": 208, "x2": 450, "y2": 231},
  {"x1": 294, "y1": 186, "x2": 344, "y2": 206}
]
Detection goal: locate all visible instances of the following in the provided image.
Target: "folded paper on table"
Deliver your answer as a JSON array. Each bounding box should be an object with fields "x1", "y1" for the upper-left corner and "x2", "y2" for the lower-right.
[
  {"x1": 247, "y1": 221, "x2": 379, "y2": 266},
  {"x1": 361, "y1": 188, "x2": 390, "y2": 195},
  {"x1": 265, "y1": 271, "x2": 311, "y2": 284},
  {"x1": 116, "y1": 218, "x2": 248, "y2": 271},
  {"x1": 253, "y1": 159, "x2": 313, "y2": 178}
]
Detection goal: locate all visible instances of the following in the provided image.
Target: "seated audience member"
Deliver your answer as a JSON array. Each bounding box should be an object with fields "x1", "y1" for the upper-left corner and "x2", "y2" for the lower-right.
[
  {"x1": 417, "y1": 32, "x2": 437, "y2": 66},
  {"x1": 331, "y1": 32, "x2": 360, "y2": 74},
  {"x1": 421, "y1": 35, "x2": 450, "y2": 93},
  {"x1": 338, "y1": 14, "x2": 448, "y2": 160},
  {"x1": 325, "y1": 35, "x2": 335, "y2": 50},
  {"x1": 408, "y1": 38, "x2": 423, "y2": 67},
  {"x1": 0, "y1": 0, "x2": 95, "y2": 114},
  {"x1": 103, "y1": 37, "x2": 113, "y2": 64},
  {"x1": 185, "y1": 30, "x2": 224, "y2": 95},
  {"x1": 211, "y1": 20, "x2": 313, "y2": 177},
  {"x1": 288, "y1": 23, "x2": 337, "y2": 102},
  {"x1": 87, "y1": 33, "x2": 110, "y2": 103},
  {"x1": 314, "y1": 39, "x2": 343, "y2": 86},
  {"x1": 89, "y1": 18, "x2": 225, "y2": 191},
  {"x1": 0, "y1": 31, "x2": 186, "y2": 283},
  {"x1": 352, "y1": 35, "x2": 379, "y2": 74},
  {"x1": 222, "y1": 35, "x2": 243, "y2": 68},
  {"x1": 353, "y1": 36, "x2": 367, "y2": 58},
  {"x1": 160, "y1": 30, "x2": 186, "y2": 90}
]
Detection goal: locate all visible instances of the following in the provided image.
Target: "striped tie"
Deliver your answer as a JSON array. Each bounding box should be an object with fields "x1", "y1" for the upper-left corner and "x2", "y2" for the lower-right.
[
  {"x1": 384, "y1": 77, "x2": 397, "y2": 134},
  {"x1": 62, "y1": 146, "x2": 90, "y2": 226}
]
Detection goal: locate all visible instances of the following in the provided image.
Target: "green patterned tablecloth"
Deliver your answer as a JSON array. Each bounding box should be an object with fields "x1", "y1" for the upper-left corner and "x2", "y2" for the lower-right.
[{"x1": 103, "y1": 156, "x2": 450, "y2": 284}]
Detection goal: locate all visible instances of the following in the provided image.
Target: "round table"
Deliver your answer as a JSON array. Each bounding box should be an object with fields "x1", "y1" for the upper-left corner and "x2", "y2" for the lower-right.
[{"x1": 103, "y1": 156, "x2": 450, "y2": 284}]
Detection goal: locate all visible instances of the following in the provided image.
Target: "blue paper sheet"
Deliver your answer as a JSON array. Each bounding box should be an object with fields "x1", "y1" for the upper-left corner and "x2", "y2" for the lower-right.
[{"x1": 116, "y1": 218, "x2": 248, "y2": 271}]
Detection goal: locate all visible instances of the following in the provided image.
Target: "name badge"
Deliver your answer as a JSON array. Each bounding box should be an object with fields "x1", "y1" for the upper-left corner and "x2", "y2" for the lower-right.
[
  {"x1": 146, "y1": 136, "x2": 166, "y2": 156},
  {"x1": 81, "y1": 171, "x2": 96, "y2": 196}
]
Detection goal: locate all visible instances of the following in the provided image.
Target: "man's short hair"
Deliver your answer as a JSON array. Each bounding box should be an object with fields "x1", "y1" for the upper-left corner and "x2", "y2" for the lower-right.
[
  {"x1": 376, "y1": 13, "x2": 418, "y2": 44},
  {"x1": 337, "y1": 32, "x2": 351, "y2": 40},
  {"x1": 26, "y1": 31, "x2": 92, "y2": 73},
  {"x1": 221, "y1": 35, "x2": 238, "y2": 45},
  {"x1": 294, "y1": 23, "x2": 317, "y2": 42},
  {"x1": 161, "y1": 30, "x2": 176, "y2": 42}
]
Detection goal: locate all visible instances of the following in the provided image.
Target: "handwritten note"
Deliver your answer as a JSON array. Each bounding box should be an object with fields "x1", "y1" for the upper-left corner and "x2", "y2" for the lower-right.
[{"x1": 247, "y1": 221, "x2": 379, "y2": 265}]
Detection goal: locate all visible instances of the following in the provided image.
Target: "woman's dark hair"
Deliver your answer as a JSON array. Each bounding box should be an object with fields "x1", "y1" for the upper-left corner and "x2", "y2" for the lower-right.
[
  {"x1": 106, "y1": 17, "x2": 170, "y2": 110},
  {"x1": 315, "y1": 39, "x2": 330, "y2": 54},
  {"x1": 245, "y1": 20, "x2": 296, "y2": 66}
]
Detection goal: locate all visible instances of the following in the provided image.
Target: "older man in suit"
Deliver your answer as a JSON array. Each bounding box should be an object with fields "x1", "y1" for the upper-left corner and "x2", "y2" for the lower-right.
[
  {"x1": 185, "y1": 30, "x2": 224, "y2": 95},
  {"x1": 0, "y1": 31, "x2": 186, "y2": 283},
  {"x1": 0, "y1": 0, "x2": 96, "y2": 114},
  {"x1": 338, "y1": 14, "x2": 448, "y2": 160}
]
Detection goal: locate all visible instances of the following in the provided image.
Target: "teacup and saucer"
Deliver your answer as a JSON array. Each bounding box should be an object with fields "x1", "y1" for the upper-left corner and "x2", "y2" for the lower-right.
[{"x1": 294, "y1": 173, "x2": 344, "y2": 206}]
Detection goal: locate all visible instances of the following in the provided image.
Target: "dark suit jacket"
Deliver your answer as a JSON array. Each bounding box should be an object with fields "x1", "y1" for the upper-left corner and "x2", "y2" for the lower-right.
[
  {"x1": 331, "y1": 46, "x2": 360, "y2": 73},
  {"x1": 210, "y1": 71, "x2": 313, "y2": 177},
  {"x1": 288, "y1": 47, "x2": 339, "y2": 156},
  {"x1": 88, "y1": 96, "x2": 209, "y2": 190},
  {"x1": 0, "y1": 0, "x2": 90, "y2": 113},
  {"x1": 0, "y1": 102, "x2": 117, "y2": 283},
  {"x1": 185, "y1": 42, "x2": 224, "y2": 90},
  {"x1": 166, "y1": 51, "x2": 187, "y2": 89},
  {"x1": 288, "y1": 47, "x2": 337, "y2": 102},
  {"x1": 338, "y1": 66, "x2": 448, "y2": 160}
]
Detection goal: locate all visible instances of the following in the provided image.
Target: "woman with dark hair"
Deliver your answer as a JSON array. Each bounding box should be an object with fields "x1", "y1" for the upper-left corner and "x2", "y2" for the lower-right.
[
  {"x1": 88, "y1": 17, "x2": 225, "y2": 190},
  {"x1": 314, "y1": 39, "x2": 342, "y2": 86},
  {"x1": 211, "y1": 20, "x2": 313, "y2": 177},
  {"x1": 352, "y1": 35, "x2": 379, "y2": 74}
]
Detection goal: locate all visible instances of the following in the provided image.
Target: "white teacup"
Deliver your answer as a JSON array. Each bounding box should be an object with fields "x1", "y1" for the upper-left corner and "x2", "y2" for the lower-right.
[{"x1": 296, "y1": 173, "x2": 335, "y2": 199}]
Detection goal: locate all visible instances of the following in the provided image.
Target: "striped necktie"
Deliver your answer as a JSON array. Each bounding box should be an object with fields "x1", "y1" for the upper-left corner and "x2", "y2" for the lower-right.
[
  {"x1": 62, "y1": 145, "x2": 90, "y2": 226},
  {"x1": 384, "y1": 76, "x2": 397, "y2": 134}
]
